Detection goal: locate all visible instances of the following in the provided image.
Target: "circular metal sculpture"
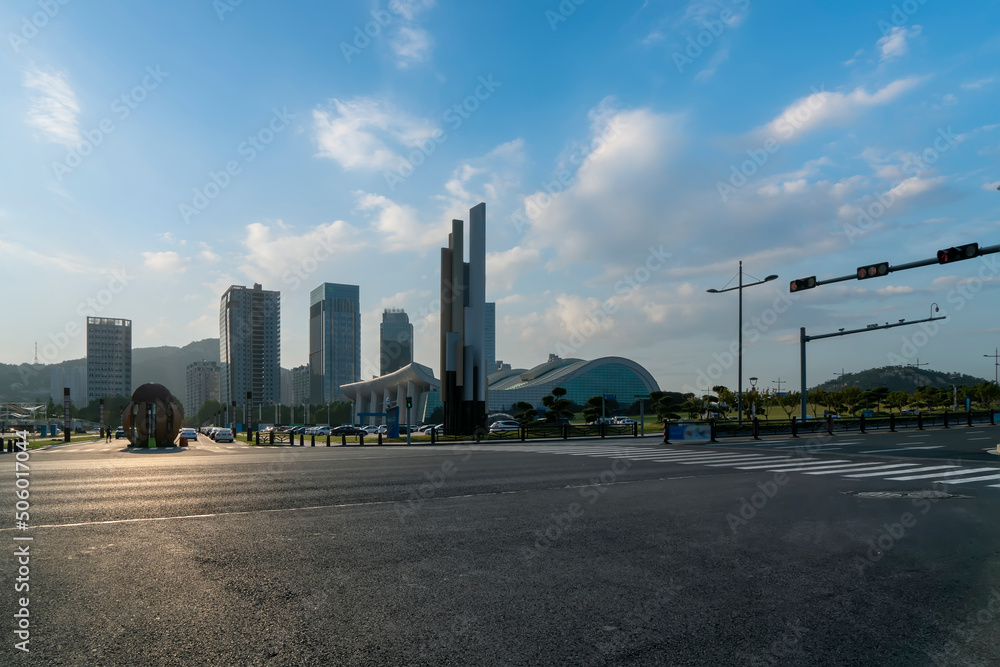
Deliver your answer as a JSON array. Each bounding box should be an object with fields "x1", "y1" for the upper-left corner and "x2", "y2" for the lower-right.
[{"x1": 121, "y1": 383, "x2": 184, "y2": 447}]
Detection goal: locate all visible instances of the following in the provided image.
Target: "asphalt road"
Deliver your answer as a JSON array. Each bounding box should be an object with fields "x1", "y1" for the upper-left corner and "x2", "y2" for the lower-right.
[{"x1": 1, "y1": 432, "x2": 999, "y2": 665}]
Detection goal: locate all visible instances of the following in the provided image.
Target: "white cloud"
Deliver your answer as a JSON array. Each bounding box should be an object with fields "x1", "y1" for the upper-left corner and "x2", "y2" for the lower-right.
[
  {"x1": 984, "y1": 181, "x2": 1000, "y2": 191},
  {"x1": 142, "y1": 251, "x2": 189, "y2": 273},
  {"x1": 876, "y1": 285, "x2": 914, "y2": 296},
  {"x1": 487, "y1": 246, "x2": 541, "y2": 292},
  {"x1": 755, "y1": 77, "x2": 926, "y2": 143},
  {"x1": 313, "y1": 97, "x2": 438, "y2": 170},
  {"x1": 24, "y1": 68, "x2": 81, "y2": 147},
  {"x1": 352, "y1": 191, "x2": 444, "y2": 251},
  {"x1": 386, "y1": 0, "x2": 436, "y2": 68},
  {"x1": 239, "y1": 219, "x2": 364, "y2": 284},
  {"x1": 876, "y1": 25, "x2": 920, "y2": 62},
  {"x1": 960, "y1": 77, "x2": 995, "y2": 90},
  {"x1": 390, "y1": 27, "x2": 433, "y2": 67}
]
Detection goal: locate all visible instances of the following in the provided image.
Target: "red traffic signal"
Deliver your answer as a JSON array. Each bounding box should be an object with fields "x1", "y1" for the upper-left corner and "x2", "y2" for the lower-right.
[
  {"x1": 937, "y1": 243, "x2": 979, "y2": 264},
  {"x1": 790, "y1": 276, "x2": 817, "y2": 292},
  {"x1": 856, "y1": 262, "x2": 889, "y2": 280}
]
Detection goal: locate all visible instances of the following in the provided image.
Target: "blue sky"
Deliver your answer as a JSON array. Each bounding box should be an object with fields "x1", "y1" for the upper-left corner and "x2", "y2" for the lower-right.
[{"x1": 2, "y1": 0, "x2": 999, "y2": 395}]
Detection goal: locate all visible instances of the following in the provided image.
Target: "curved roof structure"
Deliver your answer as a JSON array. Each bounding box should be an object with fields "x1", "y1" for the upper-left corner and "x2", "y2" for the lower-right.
[
  {"x1": 487, "y1": 356, "x2": 660, "y2": 411},
  {"x1": 340, "y1": 361, "x2": 439, "y2": 398}
]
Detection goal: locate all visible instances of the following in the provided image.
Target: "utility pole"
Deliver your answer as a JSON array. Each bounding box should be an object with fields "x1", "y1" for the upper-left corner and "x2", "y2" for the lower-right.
[
  {"x1": 907, "y1": 358, "x2": 929, "y2": 369},
  {"x1": 834, "y1": 369, "x2": 847, "y2": 389},
  {"x1": 772, "y1": 378, "x2": 785, "y2": 394},
  {"x1": 984, "y1": 348, "x2": 999, "y2": 385}
]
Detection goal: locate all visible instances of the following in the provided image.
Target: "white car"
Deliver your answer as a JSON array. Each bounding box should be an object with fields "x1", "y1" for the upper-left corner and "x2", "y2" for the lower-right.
[
  {"x1": 214, "y1": 428, "x2": 234, "y2": 443},
  {"x1": 612, "y1": 418, "x2": 636, "y2": 426},
  {"x1": 178, "y1": 428, "x2": 198, "y2": 441},
  {"x1": 489, "y1": 420, "x2": 520, "y2": 433}
]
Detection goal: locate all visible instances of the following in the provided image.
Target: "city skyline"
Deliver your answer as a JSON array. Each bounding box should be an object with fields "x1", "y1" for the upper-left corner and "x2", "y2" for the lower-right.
[{"x1": 2, "y1": 2, "x2": 999, "y2": 395}]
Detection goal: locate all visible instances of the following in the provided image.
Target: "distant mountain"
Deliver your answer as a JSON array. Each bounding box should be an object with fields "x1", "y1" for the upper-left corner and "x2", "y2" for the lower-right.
[
  {"x1": 811, "y1": 366, "x2": 988, "y2": 393},
  {"x1": 0, "y1": 339, "x2": 220, "y2": 404},
  {"x1": 132, "y1": 338, "x2": 220, "y2": 398}
]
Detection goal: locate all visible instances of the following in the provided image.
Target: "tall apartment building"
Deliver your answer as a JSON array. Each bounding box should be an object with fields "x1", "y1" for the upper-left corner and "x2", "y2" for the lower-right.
[
  {"x1": 485, "y1": 301, "x2": 496, "y2": 377},
  {"x1": 379, "y1": 308, "x2": 413, "y2": 376},
  {"x1": 309, "y1": 283, "x2": 360, "y2": 403},
  {"x1": 219, "y1": 284, "x2": 280, "y2": 410},
  {"x1": 186, "y1": 360, "x2": 220, "y2": 413},
  {"x1": 86, "y1": 317, "x2": 132, "y2": 404},
  {"x1": 291, "y1": 365, "x2": 310, "y2": 406}
]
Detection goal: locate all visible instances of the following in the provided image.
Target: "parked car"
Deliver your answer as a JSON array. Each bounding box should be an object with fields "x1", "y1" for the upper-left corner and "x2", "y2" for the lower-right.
[
  {"x1": 178, "y1": 428, "x2": 198, "y2": 441},
  {"x1": 489, "y1": 420, "x2": 520, "y2": 433},
  {"x1": 214, "y1": 428, "x2": 234, "y2": 443},
  {"x1": 331, "y1": 425, "x2": 366, "y2": 436},
  {"x1": 115, "y1": 426, "x2": 125, "y2": 439},
  {"x1": 612, "y1": 417, "x2": 636, "y2": 426}
]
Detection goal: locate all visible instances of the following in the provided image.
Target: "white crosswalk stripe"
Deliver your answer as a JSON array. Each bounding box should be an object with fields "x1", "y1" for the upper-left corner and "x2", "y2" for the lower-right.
[{"x1": 887, "y1": 467, "x2": 997, "y2": 481}]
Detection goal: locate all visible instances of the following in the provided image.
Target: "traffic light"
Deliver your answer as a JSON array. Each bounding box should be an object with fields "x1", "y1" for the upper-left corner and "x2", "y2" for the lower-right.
[
  {"x1": 406, "y1": 397, "x2": 412, "y2": 409},
  {"x1": 789, "y1": 276, "x2": 817, "y2": 292},
  {"x1": 937, "y1": 243, "x2": 979, "y2": 264},
  {"x1": 856, "y1": 262, "x2": 889, "y2": 280}
]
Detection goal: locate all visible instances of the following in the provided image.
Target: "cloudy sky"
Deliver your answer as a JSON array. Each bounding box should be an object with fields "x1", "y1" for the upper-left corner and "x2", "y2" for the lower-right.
[{"x1": 2, "y1": 0, "x2": 999, "y2": 394}]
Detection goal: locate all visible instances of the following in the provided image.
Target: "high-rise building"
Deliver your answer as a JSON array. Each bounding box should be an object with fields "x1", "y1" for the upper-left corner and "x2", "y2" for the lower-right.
[
  {"x1": 440, "y1": 203, "x2": 488, "y2": 434},
  {"x1": 380, "y1": 308, "x2": 413, "y2": 376},
  {"x1": 219, "y1": 284, "x2": 280, "y2": 411},
  {"x1": 291, "y1": 365, "x2": 310, "y2": 406},
  {"x1": 309, "y1": 283, "x2": 361, "y2": 402},
  {"x1": 485, "y1": 302, "x2": 496, "y2": 377},
  {"x1": 86, "y1": 317, "x2": 132, "y2": 404},
  {"x1": 50, "y1": 365, "x2": 87, "y2": 406},
  {"x1": 185, "y1": 360, "x2": 220, "y2": 414}
]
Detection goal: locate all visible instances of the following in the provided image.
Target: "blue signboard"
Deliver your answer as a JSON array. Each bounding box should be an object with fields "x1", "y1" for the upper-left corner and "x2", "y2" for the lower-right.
[
  {"x1": 387, "y1": 406, "x2": 400, "y2": 438},
  {"x1": 603, "y1": 394, "x2": 616, "y2": 401}
]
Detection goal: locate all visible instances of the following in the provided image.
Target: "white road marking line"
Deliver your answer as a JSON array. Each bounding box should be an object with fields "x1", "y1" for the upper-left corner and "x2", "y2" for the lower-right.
[
  {"x1": 844, "y1": 466, "x2": 928, "y2": 478},
  {"x1": 937, "y1": 473, "x2": 1000, "y2": 484},
  {"x1": 967, "y1": 437, "x2": 992, "y2": 441},
  {"x1": 906, "y1": 434, "x2": 929, "y2": 438},
  {"x1": 802, "y1": 463, "x2": 922, "y2": 475},
  {"x1": 705, "y1": 457, "x2": 801, "y2": 467},
  {"x1": 734, "y1": 459, "x2": 849, "y2": 470},
  {"x1": 758, "y1": 462, "x2": 889, "y2": 473},
  {"x1": 860, "y1": 445, "x2": 943, "y2": 453},
  {"x1": 887, "y1": 467, "x2": 998, "y2": 481}
]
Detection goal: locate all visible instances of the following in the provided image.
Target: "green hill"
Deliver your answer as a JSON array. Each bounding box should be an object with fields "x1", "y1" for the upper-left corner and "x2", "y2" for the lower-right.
[{"x1": 812, "y1": 366, "x2": 987, "y2": 393}]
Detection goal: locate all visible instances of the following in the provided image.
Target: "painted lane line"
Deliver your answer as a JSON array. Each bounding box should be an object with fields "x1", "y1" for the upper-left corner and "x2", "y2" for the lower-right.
[
  {"x1": 937, "y1": 473, "x2": 1000, "y2": 484},
  {"x1": 669, "y1": 455, "x2": 774, "y2": 464},
  {"x1": 802, "y1": 463, "x2": 923, "y2": 476},
  {"x1": 860, "y1": 445, "x2": 943, "y2": 454},
  {"x1": 705, "y1": 457, "x2": 802, "y2": 467},
  {"x1": 759, "y1": 462, "x2": 894, "y2": 474},
  {"x1": 844, "y1": 466, "x2": 928, "y2": 478},
  {"x1": 733, "y1": 459, "x2": 849, "y2": 470},
  {"x1": 887, "y1": 467, "x2": 998, "y2": 481}
]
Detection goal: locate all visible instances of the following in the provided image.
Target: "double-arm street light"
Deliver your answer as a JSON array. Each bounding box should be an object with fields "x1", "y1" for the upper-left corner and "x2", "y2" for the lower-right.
[
  {"x1": 985, "y1": 348, "x2": 999, "y2": 386},
  {"x1": 707, "y1": 262, "x2": 779, "y2": 426}
]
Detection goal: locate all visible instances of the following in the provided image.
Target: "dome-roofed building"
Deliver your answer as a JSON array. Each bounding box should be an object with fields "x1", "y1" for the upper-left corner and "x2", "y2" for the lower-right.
[{"x1": 487, "y1": 355, "x2": 659, "y2": 413}]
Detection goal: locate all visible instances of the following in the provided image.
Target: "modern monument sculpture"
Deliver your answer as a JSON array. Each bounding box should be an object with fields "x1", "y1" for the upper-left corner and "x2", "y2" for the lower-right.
[{"x1": 440, "y1": 203, "x2": 488, "y2": 435}]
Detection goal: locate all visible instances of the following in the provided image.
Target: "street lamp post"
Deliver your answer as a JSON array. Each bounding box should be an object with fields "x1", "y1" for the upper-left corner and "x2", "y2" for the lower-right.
[
  {"x1": 707, "y1": 262, "x2": 778, "y2": 426},
  {"x1": 985, "y1": 348, "x2": 999, "y2": 386},
  {"x1": 749, "y1": 376, "x2": 758, "y2": 419}
]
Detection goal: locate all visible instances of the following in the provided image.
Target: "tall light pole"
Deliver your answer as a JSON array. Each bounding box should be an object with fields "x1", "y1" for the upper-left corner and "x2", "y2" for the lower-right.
[
  {"x1": 985, "y1": 348, "x2": 999, "y2": 385},
  {"x1": 707, "y1": 262, "x2": 778, "y2": 426}
]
